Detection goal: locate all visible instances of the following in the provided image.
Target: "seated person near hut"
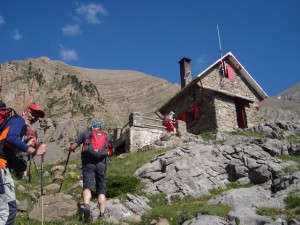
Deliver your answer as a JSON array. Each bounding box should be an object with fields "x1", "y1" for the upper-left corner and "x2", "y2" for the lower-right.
[{"x1": 162, "y1": 111, "x2": 177, "y2": 134}]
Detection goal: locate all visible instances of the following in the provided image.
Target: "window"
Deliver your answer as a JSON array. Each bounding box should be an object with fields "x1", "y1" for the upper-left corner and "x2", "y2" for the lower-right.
[{"x1": 180, "y1": 103, "x2": 200, "y2": 125}]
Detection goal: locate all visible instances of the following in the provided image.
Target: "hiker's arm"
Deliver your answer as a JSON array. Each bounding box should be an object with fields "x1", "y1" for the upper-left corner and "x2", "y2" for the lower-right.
[
  {"x1": 68, "y1": 132, "x2": 86, "y2": 152},
  {"x1": 6, "y1": 117, "x2": 29, "y2": 152}
]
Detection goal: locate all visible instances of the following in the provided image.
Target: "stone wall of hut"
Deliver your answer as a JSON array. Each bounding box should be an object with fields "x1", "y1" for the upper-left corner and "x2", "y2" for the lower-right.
[{"x1": 200, "y1": 62, "x2": 261, "y2": 100}]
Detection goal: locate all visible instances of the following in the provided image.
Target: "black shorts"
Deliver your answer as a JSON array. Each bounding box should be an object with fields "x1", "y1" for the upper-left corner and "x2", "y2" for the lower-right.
[{"x1": 82, "y1": 162, "x2": 106, "y2": 195}]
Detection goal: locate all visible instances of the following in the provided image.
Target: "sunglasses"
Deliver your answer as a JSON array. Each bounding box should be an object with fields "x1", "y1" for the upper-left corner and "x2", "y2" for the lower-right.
[{"x1": 27, "y1": 109, "x2": 40, "y2": 119}]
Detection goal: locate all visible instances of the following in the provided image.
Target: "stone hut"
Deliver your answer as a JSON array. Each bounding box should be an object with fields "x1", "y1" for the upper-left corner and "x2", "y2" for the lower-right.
[
  {"x1": 113, "y1": 112, "x2": 167, "y2": 153},
  {"x1": 157, "y1": 52, "x2": 268, "y2": 134}
]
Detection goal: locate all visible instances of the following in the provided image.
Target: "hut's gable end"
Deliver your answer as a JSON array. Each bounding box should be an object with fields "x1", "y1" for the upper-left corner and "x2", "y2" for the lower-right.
[{"x1": 200, "y1": 61, "x2": 258, "y2": 100}]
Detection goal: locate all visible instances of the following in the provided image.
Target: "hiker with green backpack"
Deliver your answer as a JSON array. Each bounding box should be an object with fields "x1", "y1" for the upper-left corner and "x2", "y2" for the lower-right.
[
  {"x1": 0, "y1": 103, "x2": 47, "y2": 225},
  {"x1": 68, "y1": 121, "x2": 115, "y2": 222}
]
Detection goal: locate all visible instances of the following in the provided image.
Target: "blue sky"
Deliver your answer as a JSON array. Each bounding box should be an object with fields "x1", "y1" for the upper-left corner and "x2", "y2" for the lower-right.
[{"x1": 0, "y1": 0, "x2": 299, "y2": 96}]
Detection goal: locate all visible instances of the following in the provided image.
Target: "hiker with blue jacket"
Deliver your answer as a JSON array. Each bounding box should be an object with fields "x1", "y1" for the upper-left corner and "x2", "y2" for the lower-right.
[
  {"x1": 68, "y1": 121, "x2": 114, "y2": 222},
  {"x1": 0, "y1": 104, "x2": 47, "y2": 225}
]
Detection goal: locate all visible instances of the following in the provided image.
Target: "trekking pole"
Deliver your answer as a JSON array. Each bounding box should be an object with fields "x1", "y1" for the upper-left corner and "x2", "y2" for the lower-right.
[
  {"x1": 58, "y1": 151, "x2": 71, "y2": 192},
  {"x1": 33, "y1": 160, "x2": 40, "y2": 176},
  {"x1": 41, "y1": 153, "x2": 45, "y2": 225},
  {"x1": 27, "y1": 155, "x2": 32, "y2": 224}
]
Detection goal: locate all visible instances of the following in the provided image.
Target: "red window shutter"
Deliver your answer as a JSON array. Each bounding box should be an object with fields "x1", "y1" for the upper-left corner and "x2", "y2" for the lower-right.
[
  {"x1": 193, "y1": 104, "x2": 199, "y2": 120},
  {"x1": 181, "y1": 112, "x2": 187, "y2": 122},
  {"x1": 226, "y1": 65, "x2": 235, "y2": 80}
]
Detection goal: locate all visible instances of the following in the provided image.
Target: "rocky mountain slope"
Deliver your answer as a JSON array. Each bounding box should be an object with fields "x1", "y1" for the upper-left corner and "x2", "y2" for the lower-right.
[
  {"x1": 260, "y1": 82, "x2": 300, "y2": 123},
  {"x1": 0, "y1": 57, "x2": 180, "y2": 125},
  {"x1": 0, "y1": 57, "x2": 180, "y2": 162}
]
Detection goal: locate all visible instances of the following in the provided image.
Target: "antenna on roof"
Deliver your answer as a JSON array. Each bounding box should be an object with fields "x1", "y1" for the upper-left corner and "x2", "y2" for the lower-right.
[
  {"x1": 217, "y1": 24, "x2": 223, "y2": 59},
  {"x1": 216, "y1": 24, "x2": 227, "y2": 87}
]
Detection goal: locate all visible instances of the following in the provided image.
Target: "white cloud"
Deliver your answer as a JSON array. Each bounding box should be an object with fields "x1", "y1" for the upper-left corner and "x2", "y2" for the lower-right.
[
  {"x1": 13, "y1": 29, "x2": 23, "y2": 41},
  {"x1": 62, "y1": 24, "x2": 81, "y2": 35},
  {"x1": 76, "y1": 3, "x2": 108, "y2": 24},
  {"x1": 0, "y1": 16, "x2": 4, "y2": 25},
  {"x1": 59, "y1": 49, "x2": 79, "y2": 62}
]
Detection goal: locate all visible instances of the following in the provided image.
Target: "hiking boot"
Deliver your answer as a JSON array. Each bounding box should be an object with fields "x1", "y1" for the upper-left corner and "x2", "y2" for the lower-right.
[
  {"x1": 83, "y1": 204, "x2": 92, "y2": 222},
  {"x1": 98, "y1": 212, "x2": 105, "y2": 219}
]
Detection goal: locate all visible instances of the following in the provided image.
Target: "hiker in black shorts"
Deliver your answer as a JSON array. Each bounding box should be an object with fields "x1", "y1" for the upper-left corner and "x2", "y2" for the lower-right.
[{"x1": 68, "y1": 121, "x2": 114, "y2": 222}]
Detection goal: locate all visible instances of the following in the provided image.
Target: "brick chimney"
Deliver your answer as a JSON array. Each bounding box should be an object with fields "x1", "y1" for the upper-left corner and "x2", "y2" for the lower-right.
[{"x1": 178, "y1": 57, "x2": 192, "y2": 89}]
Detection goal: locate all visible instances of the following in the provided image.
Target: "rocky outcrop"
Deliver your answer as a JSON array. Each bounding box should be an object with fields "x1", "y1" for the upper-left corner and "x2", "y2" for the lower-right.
[
  {"x1": 246, "y1": 121, "x2": 300, "y2": 139},
  {"x1": 135, "y1": 137, "x2": 297, "y2": 196},
  {"x1": 29, "y1": 193, "x2": 78, "y2": 222},
  {"x1": 77, "y1": 194, "x2": 151, "y2": 223},
  {"x1": 134, "y1": 134, "x2": 300, "y2": 224}
]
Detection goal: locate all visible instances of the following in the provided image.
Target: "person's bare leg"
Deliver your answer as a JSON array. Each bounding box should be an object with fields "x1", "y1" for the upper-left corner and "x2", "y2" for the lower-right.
[
  {"x1": 83, "y1": 189, "x2": 92, "y2": 204},
  {"x1": 98, "y1": 194, "x2": 106, "y2": 216}
]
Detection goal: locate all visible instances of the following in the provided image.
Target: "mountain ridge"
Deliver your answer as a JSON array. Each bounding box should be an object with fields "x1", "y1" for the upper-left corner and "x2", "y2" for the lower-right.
[{"x1": 259, "y1": 82, "x2": 300, "y2": 123}]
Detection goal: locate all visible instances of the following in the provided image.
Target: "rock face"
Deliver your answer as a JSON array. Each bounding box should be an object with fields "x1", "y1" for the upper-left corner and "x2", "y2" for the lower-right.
[
  {"x1": 135, "y1": 137, "x2": 297, "y2": 197},
  {"x1": 209, "y1": 186, "x2": 283, "y2": 225},
  {"x1": 134, "y1": 129, "x2": 300, "y2": 224}
]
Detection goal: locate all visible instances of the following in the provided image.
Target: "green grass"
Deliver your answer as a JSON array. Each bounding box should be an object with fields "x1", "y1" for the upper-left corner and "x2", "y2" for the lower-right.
[
  {"x1": 285, "y1": 193, "x2": 300, "y2": 209},
  {"x1": 137, "y1": 194, "x2": 231, "y2": 225},
  {"x1": 256, "y1": 207, "x2": 286, "y2": 217},
  {"x1": 209, "y1": 182, "x2": 253, "y2": 196},
  {"x1": 278, "y1": 154, "x2": 300, "y2": 175},
  {"x1": 256, "y1": 192, "x2": 300, "y2": 221},
  {"x1": 278, "y1": 154, "x2": 300, "y2": 164},
  {"x1": 286, "y1": 135, "x2": 300, "y2": 144},
  {"x1": 283, "y1": 165, "x2": 300, "y2": 174},
  {"x1": 200, "y1": 132, "x2": 216, "y2": 142},
  {"x1": 108, "y1": 148, "x2": 173, "y2": 176}
]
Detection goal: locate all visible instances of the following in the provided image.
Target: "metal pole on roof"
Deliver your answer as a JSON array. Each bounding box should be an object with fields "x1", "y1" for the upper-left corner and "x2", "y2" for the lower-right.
[
  {"x1": 217, "y1": 24, "x2": 223, "y2": 59},
  {"x1": 217, "y1": 24, "x2": 226, "y2": 87}
]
